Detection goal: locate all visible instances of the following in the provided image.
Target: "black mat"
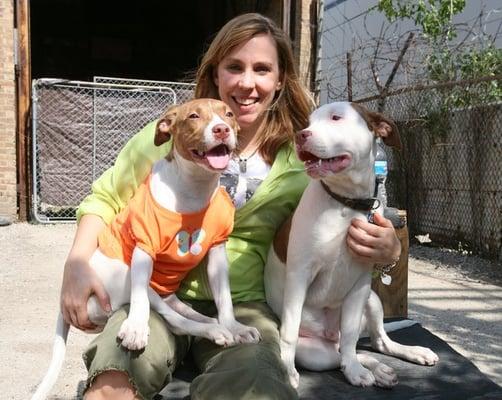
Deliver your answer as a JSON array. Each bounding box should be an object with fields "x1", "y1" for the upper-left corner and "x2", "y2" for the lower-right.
[{"x1": 159, "y1": 323, "x2": 502, "y2": 400}]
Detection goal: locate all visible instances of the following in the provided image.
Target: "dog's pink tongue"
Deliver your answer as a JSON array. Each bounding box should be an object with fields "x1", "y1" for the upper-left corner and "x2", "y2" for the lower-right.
[
  {"x1": 207, "y1": 154, "x2": 230, "y2": 169},
  {"x1": 206, "y1": 145, "x2": 230, "y2": 169}
]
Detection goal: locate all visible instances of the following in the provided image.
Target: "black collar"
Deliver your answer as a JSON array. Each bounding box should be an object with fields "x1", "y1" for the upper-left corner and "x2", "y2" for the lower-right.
[{"x1": 320, "y1": 180, "x2": 380, "y2": 212}]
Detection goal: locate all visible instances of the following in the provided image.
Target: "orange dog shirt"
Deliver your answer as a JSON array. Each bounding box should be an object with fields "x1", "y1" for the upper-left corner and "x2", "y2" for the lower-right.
[{"x1": 98, "y1": 175, "x2": 235, "y2": 296}]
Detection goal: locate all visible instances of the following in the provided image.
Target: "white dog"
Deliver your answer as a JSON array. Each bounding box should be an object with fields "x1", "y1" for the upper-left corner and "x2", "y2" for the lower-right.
[
  {"x1": 32, "y1": 99, "x2": 260, "y2": 400},
  {"x1": 265, "y1": 101, "x2": 438, "y2": 389}
]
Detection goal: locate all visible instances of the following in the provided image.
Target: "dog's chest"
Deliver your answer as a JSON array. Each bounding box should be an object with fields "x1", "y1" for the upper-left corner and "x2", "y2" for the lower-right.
[
  {"x1": 150, "y1": 159, "x2": 216, "y2": 212},
  {"x1": 314, "y1": 208, "x2": 351, "y2": 248},
  {"x1": 308, "y1": 213, "x2": 364, "y2": 305},
  {"x1": 296, "y1": 189, "x2": 358, "y2": 260},
  {"x1": 292, "y1": 185, "x2": 370, "y2": 306}
]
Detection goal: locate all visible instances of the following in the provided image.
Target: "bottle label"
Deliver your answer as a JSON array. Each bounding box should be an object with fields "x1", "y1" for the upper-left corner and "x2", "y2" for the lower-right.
[{"x1": 374, "y1": 161, "x2": 388, "y2": 176}]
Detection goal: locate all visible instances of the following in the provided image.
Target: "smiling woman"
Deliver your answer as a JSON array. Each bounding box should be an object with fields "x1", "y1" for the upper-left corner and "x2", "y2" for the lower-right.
[
  {"x1": 57, "y1": 12, "x2": 402, "y2": 400},
  {"x1": 59, "y1": 13, "x2": 315, "y2": 400}
]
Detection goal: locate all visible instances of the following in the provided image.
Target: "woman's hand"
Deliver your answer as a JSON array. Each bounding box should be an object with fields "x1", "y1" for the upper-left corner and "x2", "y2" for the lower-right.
[
  {"x1": 346, "y1": 213, "x2": 401, "y2": 265},
  {"x1": 60, "y1": 215, "x2": 111, "y2": 331}
]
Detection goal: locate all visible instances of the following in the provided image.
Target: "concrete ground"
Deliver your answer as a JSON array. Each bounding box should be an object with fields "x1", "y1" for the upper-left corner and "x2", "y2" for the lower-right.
[{"x1": 1, "y1": 222, "x2": 501, "y2": 399}]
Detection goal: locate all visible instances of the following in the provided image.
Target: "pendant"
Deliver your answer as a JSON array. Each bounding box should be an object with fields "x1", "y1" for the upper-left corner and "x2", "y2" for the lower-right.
[
  {"x1": 381, "y1": 273, "x2": 392, "y2": 286},
  {"x1": 238, "y1": 158, "x2": 247, "y2": 173}
]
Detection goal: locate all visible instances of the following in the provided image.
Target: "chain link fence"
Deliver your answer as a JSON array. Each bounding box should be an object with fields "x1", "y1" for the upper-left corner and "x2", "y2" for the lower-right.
[
  {"x1": 317, "y1": 2, "x2": 501, "y2": 260},
  {"x1": 356, "y1": 77, "x2": 501, "y2": 260},
  {"x1": 30, "y1": 74, "x2": 501, "y2": 259},
  {"x1": 31, "y1": 77, "x2": 195, "y2": 223}
]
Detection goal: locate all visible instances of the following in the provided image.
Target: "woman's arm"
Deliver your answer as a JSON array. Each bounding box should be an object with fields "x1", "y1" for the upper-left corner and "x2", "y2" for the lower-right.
[
  {"x1": 60, "y1": 214, "x2": 110, "y2": 330},
  {"x1": 346, "y1": 213, "x2": 401, "y2": 265}
]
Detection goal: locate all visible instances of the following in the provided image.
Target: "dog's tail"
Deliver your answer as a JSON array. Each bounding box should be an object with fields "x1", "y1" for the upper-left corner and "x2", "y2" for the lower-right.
[
  {"x1": 31, "y1": 312, "x2": 70, "y2": 400},
  {"x1": 383, "y1": 319, "x2": 418, "y2": 332},
  {"x1": 360, "y1": 319, "x2": 418, "y2": 339}
]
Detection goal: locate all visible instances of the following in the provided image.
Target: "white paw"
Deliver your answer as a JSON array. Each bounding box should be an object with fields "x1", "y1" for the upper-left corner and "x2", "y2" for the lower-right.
[
  {"x1": 408, "y1": 346, "x2": 439, "y2": 365},
  {"x1": 117, "y1": 318, "x2": 150, "y2": 350},
  {"x1": 205, "y1": 324, "x2": 235, "y2": 347},
  {"x1": 372, "y1": 362, "x2": 398, "y2": 388},
  {"x1": 342, "y1": 360, "x2": 375, "y2": 387},
  {"x1": 227, "y1": 322, "x2": 261, "y2": 344}
]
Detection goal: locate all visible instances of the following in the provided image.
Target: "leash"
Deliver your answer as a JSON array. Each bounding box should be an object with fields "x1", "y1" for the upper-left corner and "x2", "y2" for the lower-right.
[{"x1": 319, "y1": 180, "x2": 380, "y2": 212}]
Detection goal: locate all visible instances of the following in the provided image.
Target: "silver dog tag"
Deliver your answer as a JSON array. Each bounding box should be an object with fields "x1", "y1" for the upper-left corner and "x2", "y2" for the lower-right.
[
  {"x1": 381, "y1": 273, "x2": 392, "y2": 285},
  {"x1": 239, "y1": 159, "x2": 247, "y2": 173}
]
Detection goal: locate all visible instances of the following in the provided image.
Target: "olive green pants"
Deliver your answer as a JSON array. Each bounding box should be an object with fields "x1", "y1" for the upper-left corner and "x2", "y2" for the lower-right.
[{"x1": 83, "y1": 301, "x2": 297, "y2": 400}]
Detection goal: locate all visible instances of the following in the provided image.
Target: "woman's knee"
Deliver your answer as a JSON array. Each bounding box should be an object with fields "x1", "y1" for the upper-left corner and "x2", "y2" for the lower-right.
[
  {"x1": 191, "y1": 342, "x2": 297, "y2": 400},
  {"x1": 84, "y1": 370, "x2": 137, "y2": 400}
]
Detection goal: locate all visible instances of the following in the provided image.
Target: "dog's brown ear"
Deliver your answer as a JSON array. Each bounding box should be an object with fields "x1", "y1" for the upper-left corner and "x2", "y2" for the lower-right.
[
  {"x1": 352, "y1": 103, "x2": 401, "y2": 150},
  {"x1": 368, "y1": 111, "x2": 401, "y2": 150},
  {"x1": 154, "y1": 105, "x2": 178, "y2": 146},
  {"x1": 154, "y1": 120, "x2": 171, "y2": 146}
]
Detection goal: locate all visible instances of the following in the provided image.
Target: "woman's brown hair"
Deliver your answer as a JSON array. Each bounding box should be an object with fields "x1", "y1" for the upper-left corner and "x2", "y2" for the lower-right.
[{"x1": 195, "y1": 13, "x2": 314, "y2": 164}]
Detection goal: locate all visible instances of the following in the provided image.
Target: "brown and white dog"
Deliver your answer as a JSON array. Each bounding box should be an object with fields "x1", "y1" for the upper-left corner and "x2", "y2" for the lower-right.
[
  {"x1": 32, "y1": 99, "x2": 260, "y2": 400},
  {"x1": 265, "y1": 102, "x2": 438, "y2": 389}
]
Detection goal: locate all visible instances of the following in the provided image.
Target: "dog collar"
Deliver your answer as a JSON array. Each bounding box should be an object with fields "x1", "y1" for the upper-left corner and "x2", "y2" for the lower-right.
[{"x1": 320, "y1": 180, "x2": 380, "y2": 212}]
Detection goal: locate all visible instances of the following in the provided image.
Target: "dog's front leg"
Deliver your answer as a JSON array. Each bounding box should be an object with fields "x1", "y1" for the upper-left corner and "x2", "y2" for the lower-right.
[
  {"x1": 117, "y1": 246, "x2": 152, "y2": 350},
  {"x1": 207, "y1": 244, "x2": 261, "y2": 344},
  {"x1": 148, "y1": 289, "x2": 235, "y2": 346},
  {"x1": 280, "y1": 259, "x2": 312, "y2": 389},
  {"x1": 163, "y1": 294, "x2": 218, "y2": 324},
  {"x1": 339, "y1": 272, "x2": 375, "y2": 386}
]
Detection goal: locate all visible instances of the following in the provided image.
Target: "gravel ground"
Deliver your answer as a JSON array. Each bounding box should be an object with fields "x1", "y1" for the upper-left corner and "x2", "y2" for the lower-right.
[
  {"x1": 1, "y1": 222, "x2": 501, "y2": 399},
  {"x1": 407, "y1": 243, "x2": 502, "y2": 387},
  {"x1": 410, "y1": 244, "x2": 502, "y2": 287}
]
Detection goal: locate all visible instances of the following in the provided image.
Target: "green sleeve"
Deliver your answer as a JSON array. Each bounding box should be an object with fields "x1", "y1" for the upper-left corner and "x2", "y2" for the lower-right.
[{"x1": 76, "y1": 120, "x2": 170, "y2": 225}]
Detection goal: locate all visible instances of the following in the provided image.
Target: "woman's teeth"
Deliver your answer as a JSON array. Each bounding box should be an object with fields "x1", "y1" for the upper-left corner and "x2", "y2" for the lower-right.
[{"x1": 234, "y1": 97, "x2": 258, "y2": 106}]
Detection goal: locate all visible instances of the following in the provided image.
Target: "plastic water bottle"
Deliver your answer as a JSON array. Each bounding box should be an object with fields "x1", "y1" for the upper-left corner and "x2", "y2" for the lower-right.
[{"x1": 374, "y1": 138, "x2": 388, "y2": 208}]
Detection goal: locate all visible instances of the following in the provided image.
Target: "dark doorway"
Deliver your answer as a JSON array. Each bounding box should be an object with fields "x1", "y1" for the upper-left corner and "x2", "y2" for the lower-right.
[{"x1": 30, "y1": 0, "x2": 281, "y2": 82}]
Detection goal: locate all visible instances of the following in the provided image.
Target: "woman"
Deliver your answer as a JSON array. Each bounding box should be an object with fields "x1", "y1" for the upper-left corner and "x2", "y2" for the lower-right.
[{"x1": 61, "y1": 13, "x2": 401, "y2": 400}]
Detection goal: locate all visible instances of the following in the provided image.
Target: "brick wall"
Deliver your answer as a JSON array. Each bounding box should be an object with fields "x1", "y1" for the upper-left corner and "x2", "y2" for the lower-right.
[{"x1": 0, "y1": 0, "x2": 17, "y2": 220}]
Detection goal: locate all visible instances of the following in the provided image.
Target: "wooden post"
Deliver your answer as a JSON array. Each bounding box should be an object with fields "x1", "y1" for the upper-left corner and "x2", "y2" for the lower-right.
[
  {"x1": 372, "y1": 214, "x2": 409, "y2": 318},
  {"x1": 346, "y1": 52, "x2": 352, "y2": 101},
  {"x1": 282, "y1": 0, "x2": 291, "y2": 36},
  {"x1": 15, "y1": 0, "x2": 31, "y2": 221}
]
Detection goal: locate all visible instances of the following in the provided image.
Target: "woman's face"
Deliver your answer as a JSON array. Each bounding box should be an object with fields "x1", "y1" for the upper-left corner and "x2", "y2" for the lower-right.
[{"x1": 214, "y1": 33, "x2": 282, "y2": 133}]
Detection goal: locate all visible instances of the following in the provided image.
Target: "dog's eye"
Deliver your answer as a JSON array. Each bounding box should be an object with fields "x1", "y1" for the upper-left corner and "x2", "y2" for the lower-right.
[
  {"x1": 225, "y1": 111, "x2": 234, "y2": 118},
  {"x1": 332, "y1": 115, "x2": 341, "y2": 121},
  {"x1": 188, "y1": 113, "x2": 199, "y2": 119}
]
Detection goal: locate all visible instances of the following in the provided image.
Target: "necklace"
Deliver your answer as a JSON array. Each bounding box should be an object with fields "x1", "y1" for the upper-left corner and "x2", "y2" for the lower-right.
[{"x1": 236, "y1": 148, "x2": 259, "y2": 173}]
